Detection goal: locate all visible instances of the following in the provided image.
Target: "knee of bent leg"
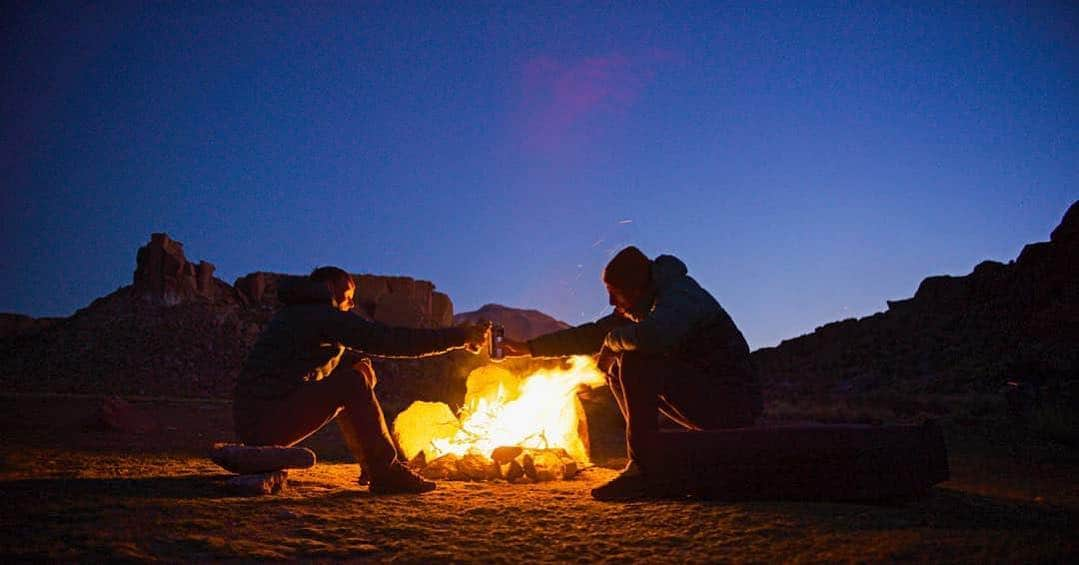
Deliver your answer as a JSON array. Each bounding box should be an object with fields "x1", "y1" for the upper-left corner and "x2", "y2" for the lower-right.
[
  {"x1": 349, "y1": 365, "x2": 376, "y2": 389},
  {"x1": 336, "y1": 364, "x2": 376, "y2": 391},
  {"x1": 354, "y1": 358, "x2": 377, "y2": 388}
]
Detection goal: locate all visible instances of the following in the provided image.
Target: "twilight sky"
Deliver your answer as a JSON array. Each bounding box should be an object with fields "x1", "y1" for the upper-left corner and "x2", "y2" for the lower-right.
[{"x1": 3, "y1": 2, "x2": 1076, "y2": 349}]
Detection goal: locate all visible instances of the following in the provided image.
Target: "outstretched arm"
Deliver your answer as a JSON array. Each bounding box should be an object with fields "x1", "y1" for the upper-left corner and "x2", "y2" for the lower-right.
[
  {"x1": 321, "y1": 309, "x2": 487, "y2": 358},
  {"x1": 525, "y1": 313, "x2": 633, "y2": 357}
]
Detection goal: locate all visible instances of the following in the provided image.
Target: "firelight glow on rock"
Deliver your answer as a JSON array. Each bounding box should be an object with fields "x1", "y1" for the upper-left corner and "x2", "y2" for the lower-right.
[{"x1": 393, "y1": 356, "x2": 606, "y2": 465}]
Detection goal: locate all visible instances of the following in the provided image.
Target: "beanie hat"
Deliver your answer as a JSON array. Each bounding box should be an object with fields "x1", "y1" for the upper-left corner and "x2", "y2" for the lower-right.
[{"x1": 603, "y1": 246, "x2": 651, "y2": 290}]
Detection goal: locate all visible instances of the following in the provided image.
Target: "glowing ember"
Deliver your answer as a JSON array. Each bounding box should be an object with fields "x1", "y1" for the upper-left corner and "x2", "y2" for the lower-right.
[{"x1": 393, "y1": 356, "x2": 606, "y2": 466}]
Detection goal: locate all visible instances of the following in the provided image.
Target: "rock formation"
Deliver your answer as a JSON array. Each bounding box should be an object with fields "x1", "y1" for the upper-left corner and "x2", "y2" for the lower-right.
[
  {"x1": 3, "y1": 198, "x2": 1076, "y2": 413},
  {"x1": 233, "y1": 272, "x2": 454, "y2": 329},
  {"x1": 0, "y1": 233, "x2": 459, "y2": 400},
  {"x1": 0, "y1": 313, "x2": 60, "y2": 339},
  {"x1": 133, "y1": 233, "x2": 232, "y2": 305},
  {"x1": 454, "y1": 304, "x2": 571, "y2": 341},
  {"x1": 752, "y1": 200, "x2": 1079, "y2": 397}
]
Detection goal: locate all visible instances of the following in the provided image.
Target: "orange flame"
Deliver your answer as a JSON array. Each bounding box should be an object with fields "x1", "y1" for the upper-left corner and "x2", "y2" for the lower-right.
[{"x1": 394, "y1": 356, "x2": 605, "y2": 464}]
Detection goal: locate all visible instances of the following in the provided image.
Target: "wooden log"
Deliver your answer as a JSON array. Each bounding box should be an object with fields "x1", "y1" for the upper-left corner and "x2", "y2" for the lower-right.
[
  {"x1": 638, "y1": 421, "x2": 950, "y2": 501},
  {"x1": 502, "y1": 460, "x2": 525, "y2": 482},
  {"x1": 521, "y1": 453, "x2": 537, "y2": 481},
  {"x1": 210, "y1": 443, "x2": 316, "y2": 474},
  {"x1": 421, "y1": 453, "x2": 459, "y2": 480},
  {"x1": 490, "y1": 446, "x2": 524, "y2": 464},
  {"x1": 529, "y1": 451, "x2": 563, "y2": 481},
  {"x1": 459, "y1": 453, "x2": 500, "y2": 481}
]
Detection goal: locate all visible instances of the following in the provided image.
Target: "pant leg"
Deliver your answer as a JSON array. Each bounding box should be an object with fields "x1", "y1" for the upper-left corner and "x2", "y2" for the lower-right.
[
  {"x1": 234, "y1": 362, "x2": 398, "y2": 473},
  {"x1": 604, "y1": 368, "x2": 630, "y2": 425},
  {"x1": 613, "y1": 352, "x2": 758, "y2": 463},
  {"x1": 612, "y1": 352, "x2": 664, "y2": 471},
  {"x1": 335, "y1": 413, "x2": 367, "y2": 470},
  {"x1": 659, "y1": 356, "x2": 757, "y2": 430},
  {"x1": 335, "y1": 361, "x2": 399, "y2": 474}
]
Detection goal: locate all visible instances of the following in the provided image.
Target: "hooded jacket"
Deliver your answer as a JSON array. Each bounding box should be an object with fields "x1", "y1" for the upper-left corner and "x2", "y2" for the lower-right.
[
  {"x1": 235, "y1": 280, "x2": 469, "y2": 400},
  {"x1": 528, "y1": 255, "x2": 758, "y2": 392}
]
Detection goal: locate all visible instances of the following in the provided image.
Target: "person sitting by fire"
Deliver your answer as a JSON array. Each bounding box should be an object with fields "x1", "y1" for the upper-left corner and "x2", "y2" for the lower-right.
[
  {"x1": 233, "y1": 266, "x2": 489, "y2": 495},
  {"x1": 499, "y1": 246, "x2": 763, "y2": 500}
]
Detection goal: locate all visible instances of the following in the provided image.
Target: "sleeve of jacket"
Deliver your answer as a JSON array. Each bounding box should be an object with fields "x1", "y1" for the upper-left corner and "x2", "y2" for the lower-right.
[
  {"x1": 527, "y1": 313, "x2": 631, "y2": 357},
  {"x1": 603, "y1": 290, "x2": 701, "y2": 354},
  {"x1": 320, "y1": 310, "x2": 469, "y2": 358}
]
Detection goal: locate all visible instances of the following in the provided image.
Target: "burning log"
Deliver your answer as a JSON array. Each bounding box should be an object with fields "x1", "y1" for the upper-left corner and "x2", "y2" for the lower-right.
[
  {"x1": 459, "y1": 453, "x2": 500, "y2": 481},
  {"x1": 521, "y1": 453, "x2": 538, "y2": 481},
  {"x1": 421, "y1": 453, "x2": 460, "y2": 480},
  {"x1": 502, "y1": 459, "x2": 525, "y2": 482},
  {"x1": 491, "y1": 446, "x2": 523, "y2": 464},
  {"x1": 529, "y1": 450, "x2": 563, "y2": 481},
  {"x1": 410, "y1": 446, "x2": 583, "y2": 483},
  {"x1": 519, "y1": 448, "x2": 579, "y2": 481}
]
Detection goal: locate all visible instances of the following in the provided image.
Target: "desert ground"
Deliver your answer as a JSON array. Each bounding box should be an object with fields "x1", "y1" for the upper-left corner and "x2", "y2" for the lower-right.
[{"x1": 1, "y1": 394, "x2": 1075, "y2": 562}]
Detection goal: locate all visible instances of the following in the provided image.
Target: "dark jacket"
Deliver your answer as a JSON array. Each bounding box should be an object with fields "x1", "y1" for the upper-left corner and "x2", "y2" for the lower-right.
[
  {"x1": 235, "y1": 281, "x2": 469, "y2": 400},
  {"x1": 528, "y1": 255, "x2": 759, "y2": 398}
]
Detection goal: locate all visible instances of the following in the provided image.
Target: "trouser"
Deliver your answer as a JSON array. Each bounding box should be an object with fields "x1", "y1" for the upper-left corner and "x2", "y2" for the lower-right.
[
  {"x1": 606, "y1": 351, "x2": 757, "y2": 472},
  {"x1": 233, "y1": 359, "x2": 398, "y2": 476}
]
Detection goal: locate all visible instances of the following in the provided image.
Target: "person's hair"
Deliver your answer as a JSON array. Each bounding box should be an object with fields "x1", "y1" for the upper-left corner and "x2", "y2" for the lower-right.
[
  {"x1": 309, "y1": 266, "x2": 353, "y2": 291},
  {"x1": 603, "y1": 246, "x2": 651, "y2": 290}
]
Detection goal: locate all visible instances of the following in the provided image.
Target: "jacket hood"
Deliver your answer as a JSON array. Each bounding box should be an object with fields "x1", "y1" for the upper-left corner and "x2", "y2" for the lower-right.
[
  {"x1": 651, "y1": 254, "x2": 688, "y2": 290},
  {"x1": 278, "y1": 278, "x2": 334, "y2": 306}
]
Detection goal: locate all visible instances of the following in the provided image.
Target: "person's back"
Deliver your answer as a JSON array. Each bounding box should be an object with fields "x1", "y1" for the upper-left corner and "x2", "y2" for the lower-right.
[
  {"x1": 648, "y1": 255, "x2": 762, "y2": 418},
  {"x1": 236, "y1": 278, "x2": 348, "y2": 402}
]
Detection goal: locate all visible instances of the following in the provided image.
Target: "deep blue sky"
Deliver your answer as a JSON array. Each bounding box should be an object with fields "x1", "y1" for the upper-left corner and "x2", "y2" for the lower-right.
[{"x1": 3, "y1": 2, "x2": 1076, "y2": 349}]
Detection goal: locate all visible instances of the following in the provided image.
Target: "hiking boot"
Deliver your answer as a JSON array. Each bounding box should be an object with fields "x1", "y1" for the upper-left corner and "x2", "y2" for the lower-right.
[
  {"x1": 590, "y1": 462, "x2": 650, "y2": 501},
  {"x1": 368, "y1": 462, "x2": 436, "y2": 495}
]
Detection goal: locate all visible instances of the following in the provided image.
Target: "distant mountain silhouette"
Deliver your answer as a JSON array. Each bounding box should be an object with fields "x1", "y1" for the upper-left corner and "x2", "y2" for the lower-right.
[
  {"x1": 454, "y1": 304, "x2": 571, "y2": 341},
  {"x1": 2, "y1": 201, "x2": 1075, "y2": 403},
  {"x1": 752, "y1": 200, "x2": 1078, "y2": 397},
  {"x1": 0, "y1": 233, "x2": 461, "y2": 400}
]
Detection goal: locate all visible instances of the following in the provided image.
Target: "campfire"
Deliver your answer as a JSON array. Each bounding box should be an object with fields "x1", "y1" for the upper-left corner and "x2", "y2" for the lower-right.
[{"x1": 393, "y1": 356, "x2": 606, "y2": 482}]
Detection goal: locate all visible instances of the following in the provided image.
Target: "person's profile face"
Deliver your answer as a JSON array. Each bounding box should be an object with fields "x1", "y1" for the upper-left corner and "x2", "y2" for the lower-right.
[
  {"x1": 334, "y1": 279, "x2": 356, "y2": 312},
  {"x1": 606, "y1": 282, "x2": 647, "y2": 321}
]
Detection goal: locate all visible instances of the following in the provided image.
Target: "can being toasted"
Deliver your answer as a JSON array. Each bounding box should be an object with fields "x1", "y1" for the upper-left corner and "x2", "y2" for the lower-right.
[{"x1": 489, "y1": 323, "x2": 505, "y2": 361}]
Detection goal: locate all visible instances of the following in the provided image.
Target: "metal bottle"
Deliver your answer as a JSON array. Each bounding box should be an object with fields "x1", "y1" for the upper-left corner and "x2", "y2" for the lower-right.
[{"x1": 489, "y1": 323, "x2": 505, "y2": 361}]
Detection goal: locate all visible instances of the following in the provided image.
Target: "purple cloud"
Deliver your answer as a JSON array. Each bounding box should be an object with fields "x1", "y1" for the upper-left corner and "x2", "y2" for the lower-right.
[{"x1": 516, "y1": 51, "x2": 672, "y2": 152}]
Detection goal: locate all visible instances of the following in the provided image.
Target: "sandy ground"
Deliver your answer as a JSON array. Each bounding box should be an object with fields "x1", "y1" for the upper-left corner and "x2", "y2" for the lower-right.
[{"x1": 1, "y1": 396, "x2": 1075, "y2": 562}]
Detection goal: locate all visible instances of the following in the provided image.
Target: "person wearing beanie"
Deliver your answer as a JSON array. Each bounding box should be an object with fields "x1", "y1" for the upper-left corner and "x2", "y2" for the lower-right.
[{"x1": 500, "y1": 246, "x2": 762, "y2": 500}]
